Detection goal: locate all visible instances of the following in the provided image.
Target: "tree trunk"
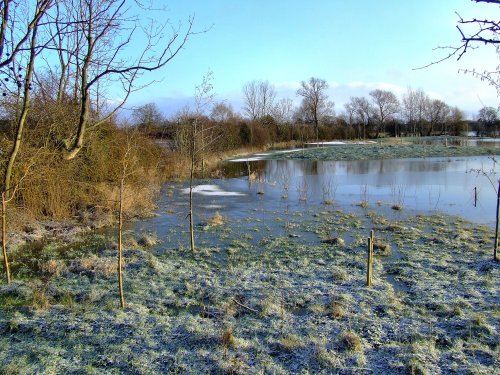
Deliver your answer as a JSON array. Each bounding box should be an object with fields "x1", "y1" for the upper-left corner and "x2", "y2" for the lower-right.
[
  {"x1": 64, "y1": 14, "x2": 92, "y2": 160},
  {"x1": 426, "y1": 123, "x2": 433, "y2": 137},
  {"x1": 4, "y1": 16, "x2": 39, "y2": 196}
]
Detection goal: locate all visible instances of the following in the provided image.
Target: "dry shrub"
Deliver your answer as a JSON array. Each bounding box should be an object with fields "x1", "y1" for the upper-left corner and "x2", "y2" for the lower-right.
[
  {"x1": 146, "y1": 253, "x2": 160, "y2": 270},
  {"x1": 162, "y1": 152, "x2": 191, "y2": 179},
  {"x1": 7, "y1": 123, "x2": 164, "y2": 221},
  {"x1": 124, "y1": 236, "x2": 139, "y2": 249}
]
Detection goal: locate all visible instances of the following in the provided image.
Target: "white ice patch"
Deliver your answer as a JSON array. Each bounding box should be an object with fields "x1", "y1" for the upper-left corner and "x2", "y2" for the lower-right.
[
  {"x1": 306, "y1": 140, "x2": 378, "y2": 146},
  {"x1": 228, "y1": 148, "x2": 305, "y2": 162},
  {"x1": 307, "y1": 141, "x2": 346, "y2": 146},
  {"x1": 200, "y1": 204, "x2": 224, "y2": 209},
  {"x1": 181, "y1": 184, "x2": 245, "y2": 197},
  {"x1": 228, "y1": 157, "x2": 264, "y2": 162}
]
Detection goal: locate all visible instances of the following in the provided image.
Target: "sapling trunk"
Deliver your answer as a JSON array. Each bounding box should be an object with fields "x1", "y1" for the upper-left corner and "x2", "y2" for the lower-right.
[
  {"x1": 494, "y1": 181, "x2": 500, "y2": 262},
  {"x1": 189, "y1": 129, "x2": 196, "y2": 252},
  {"x1": 1, "y1": 192, "x2": 10, "y2": 284},
  {"x1": 118, "y1": 175, "x2": 125, "y2": 308},
  {"x1": 366, "y1": 230, "x2": 374, "y2": 286}
]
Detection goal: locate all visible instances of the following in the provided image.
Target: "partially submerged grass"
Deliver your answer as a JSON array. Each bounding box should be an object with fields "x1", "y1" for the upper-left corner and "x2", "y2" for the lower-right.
[
  {"x1": 267, "y1": 143, "x2": 497, "y2": 161},
  {"x1": 206, "y1": 211, "x2": 225, "y2": 227}
]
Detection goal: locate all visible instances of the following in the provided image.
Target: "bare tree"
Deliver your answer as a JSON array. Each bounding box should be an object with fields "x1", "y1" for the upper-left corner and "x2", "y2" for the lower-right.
[
  {"x1": 296, "y1": 77, "x2": 333, "y2": 140},
  {"x1": 343, "y1": 102, "x2": 358, "y2": 138},
  {"x1": 1, "y1": 0, "x2": 53, "y2": 196},
  {"x1": 424, "y1": 98, "x2": 450, "y2": 136},
  {"x1": 272, "y1": 98, "x2": 295, "y2": 125},
  {"x1": 53, "y1": 0, "x2": 197, "y2": 160},
  {"x1": 242, "y1": 80, "x2": 259, "y2": 121},
  {"x1": 369, "y1": 89, "x2": 400, "y2": 138},
  {"x1": 257, "y1": 80, "x2": 276, "y2": 119},
  {"x1": 454, "y1": 1, "x2": 500, "y2": 59},
  {"x1": 210, "y1": 101, "x2": 235, "y2": 123},
  {"x1": 242, "y1": 80, "x2": 276, "y2": 121},
  {"x1": 0, "y1": 0, "x2": 55, "y2": 284},
  {"x1": 132, "y1": 102, "x2": 165, "y2": 133},
  {"x1": 478, "y1": 106, "x2": 499, "y2": 136},
  {"x1": 447, "y1": 106, "x2": 466, "y2": 135},
  {"x1": 350, "y1": 96, "x2": 373, "y2": 139},
  {"x1": 418, "y1": 1, "x2": 500, "y2": 95},
  {"x1": 401, "y1": 87, "x2": 429, "y2": 136}
]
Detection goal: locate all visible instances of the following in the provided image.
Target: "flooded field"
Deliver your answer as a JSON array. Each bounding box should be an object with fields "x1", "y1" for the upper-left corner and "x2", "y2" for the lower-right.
[
  {"x1": 1, "y1": 143, "x2": 499, "y2": 374},
  {"x1": 133, "y1": 155, "x2": 499, "y2": 249}
]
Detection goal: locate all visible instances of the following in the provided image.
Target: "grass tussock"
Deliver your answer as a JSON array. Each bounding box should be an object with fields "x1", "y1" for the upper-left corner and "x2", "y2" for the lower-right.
[
  {"x1": 278, "y1": 334, "x2": 304, "y2": 351},
  {"x1": 207, "y1": 211, "x2": 225, "y2": 227},
  {"x1": 71, "y1": 255, "x2": 116, "y2": 277},
  {"x1": 373, "y1": 240, "x2": 392, "y2": 255},
  {"x1": 30, "y1": 287, "x2": 51, "y2": 311},
  {"x1": 340, "y1": 331, "x2": 363, "y2": 353},
  {"x1": 220, "y1": 327, "x2": 235, "y2": 349},
  {"x1": 329, "y1": 300, "x2": 347, "y2": 319},
  {"x1": 137, "y1": 233, "x2": 159, "y2": 247}
]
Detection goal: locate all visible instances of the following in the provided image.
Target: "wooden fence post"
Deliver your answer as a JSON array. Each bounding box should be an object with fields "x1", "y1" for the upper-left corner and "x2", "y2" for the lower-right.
[
  {"x1": 494, "y1": 181, "x2": 500, "y2": 262},
  {"x1": 367, "y1": 230, "x2": 374, "y2": 286}
]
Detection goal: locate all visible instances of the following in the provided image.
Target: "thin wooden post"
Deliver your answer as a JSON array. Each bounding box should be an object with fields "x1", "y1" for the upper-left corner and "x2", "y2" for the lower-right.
[
  {"x1": 118, "y1": 178, "x2": 125, "y2": 308},
  {"x1": 494, "y1": 181, "x2": 500, "y2": 262},
  {"x1": 473, "y1": 187, "x2": 477, "y2": 208},
  {"x1": 367, "y1": 230, "x2": 374, "y2": 286},
  {"x1": 1, "y1": 192, "x2": 10, "y2": 284}
]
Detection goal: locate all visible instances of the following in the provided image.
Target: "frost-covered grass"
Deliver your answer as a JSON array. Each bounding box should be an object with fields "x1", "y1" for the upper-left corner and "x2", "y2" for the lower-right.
[
  {"x1": 267, "y1": 143, "x2": 497, "y2": 161},
  {"x1": 0, "y1": 207, "x2": 498, "y2": 374}
]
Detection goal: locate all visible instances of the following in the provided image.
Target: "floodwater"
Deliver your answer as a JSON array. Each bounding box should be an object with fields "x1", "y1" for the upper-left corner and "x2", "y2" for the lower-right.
[
  {"x1": 221, "y1": 155, "x2": 499, "y2": 225},
  {"x1": 133, "y1": 154, "x2": 500, "y2": 253}
]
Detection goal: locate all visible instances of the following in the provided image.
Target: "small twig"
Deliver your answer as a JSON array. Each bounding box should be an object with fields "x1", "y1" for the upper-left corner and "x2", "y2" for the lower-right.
[{"x1": 232, "y1": 297, "x2": 258, "y2": 313}]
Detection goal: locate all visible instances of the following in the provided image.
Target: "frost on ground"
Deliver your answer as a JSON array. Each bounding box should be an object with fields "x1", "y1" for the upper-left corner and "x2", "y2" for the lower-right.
[
  {"x1": 0, "y1": 207, "x2": 498, "y2": 374},
  {"x1": 267, "y1": 143, "x2": 497, "y2": 161}
]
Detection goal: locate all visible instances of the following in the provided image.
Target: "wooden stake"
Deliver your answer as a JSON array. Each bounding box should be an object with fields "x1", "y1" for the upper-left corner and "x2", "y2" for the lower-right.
[
  {"x1": 494, "y1": 181, "x2": 500, "y2": 262},
  {"x1": 118, "y1": 177, "x2": 125, "y2": 308},
  {"x1": 367, "y1": 230, "x2": 374, "y2": 286},
  {"x1": 1, "y1": 192, "x2": 10, "y2": 284}
]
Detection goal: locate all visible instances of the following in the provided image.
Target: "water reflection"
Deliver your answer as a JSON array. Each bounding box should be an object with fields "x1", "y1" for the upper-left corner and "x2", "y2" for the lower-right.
[{"x1": 222, "y1": 156, "x2": 499, "y2": 226}]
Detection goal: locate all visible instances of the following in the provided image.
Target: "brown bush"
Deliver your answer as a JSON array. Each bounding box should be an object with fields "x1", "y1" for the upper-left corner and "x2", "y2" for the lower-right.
[{"x1": 2, "y1": 122, "x2": 165, "y2": 222}]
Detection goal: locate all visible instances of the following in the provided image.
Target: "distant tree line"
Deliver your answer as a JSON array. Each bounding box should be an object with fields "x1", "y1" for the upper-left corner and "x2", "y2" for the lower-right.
[{"x1": 134, "y1": 77, "x2": 500, "y2": 153}]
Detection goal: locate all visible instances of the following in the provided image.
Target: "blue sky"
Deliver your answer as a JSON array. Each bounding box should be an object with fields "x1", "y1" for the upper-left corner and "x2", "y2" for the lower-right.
[{"x1": 125, "y1": 0, "x2": 498, "y2": 119}]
